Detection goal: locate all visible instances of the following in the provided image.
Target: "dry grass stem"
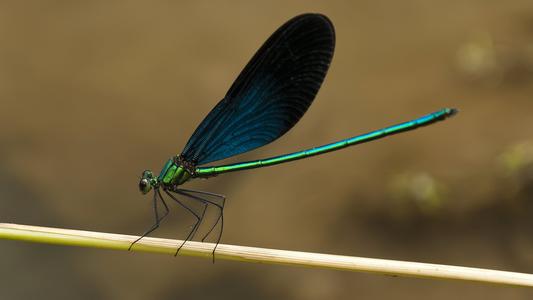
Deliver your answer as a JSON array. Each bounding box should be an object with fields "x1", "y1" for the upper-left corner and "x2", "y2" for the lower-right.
[{"x1": 1, "y1": 223, "x2": 532, "y2": 287}]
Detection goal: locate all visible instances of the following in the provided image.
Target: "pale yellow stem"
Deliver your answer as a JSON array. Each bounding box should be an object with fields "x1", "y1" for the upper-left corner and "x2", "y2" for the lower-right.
[{"x1": 1, "y1": 223, "x2": 532, "y2": 287}]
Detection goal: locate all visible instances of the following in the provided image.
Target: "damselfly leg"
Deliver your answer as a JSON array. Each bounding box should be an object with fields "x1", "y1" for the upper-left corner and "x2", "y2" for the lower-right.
[
  {"x1": 163, "y1": 189, "x2": 206, "y2": 256},
  {"x1": 172, "y1": 188, "x2": 225, "y2": 262},
  {"x1": 129, "y1": 189, "x2": 169, "y2": 250}
]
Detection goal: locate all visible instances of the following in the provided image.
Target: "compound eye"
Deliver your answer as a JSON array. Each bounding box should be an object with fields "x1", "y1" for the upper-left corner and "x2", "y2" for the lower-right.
[{"x1": 139, "y1": 178, "x2": 152, "y2": 194}]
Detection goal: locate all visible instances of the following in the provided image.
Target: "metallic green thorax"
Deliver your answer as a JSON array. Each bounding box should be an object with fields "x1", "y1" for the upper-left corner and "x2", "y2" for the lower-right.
[
  {"x1": 158, "y1": 158, "x2": 192, "y2": 186},
  {"x1": 193, "y1": 108, "x2": 457, "y2": 178}
]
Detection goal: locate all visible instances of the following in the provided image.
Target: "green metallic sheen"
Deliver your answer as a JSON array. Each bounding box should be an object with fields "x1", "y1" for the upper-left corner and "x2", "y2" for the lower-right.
[
  {"x1": 193, "y1": 108, "x2": 457, "y2": 178},
  {"x1": 159, "y1": 159, "x2": 177, "y2": 184},
  {"x1": 172, "y1": 166, "x2": 192, "y2": 185},
  {"x1": 158, "y1": 159, "x2": 192, "y2": 186}
]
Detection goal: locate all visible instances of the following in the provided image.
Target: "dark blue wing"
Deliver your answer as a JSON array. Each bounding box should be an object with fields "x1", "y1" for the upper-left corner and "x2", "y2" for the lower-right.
[{"x1": 181, "y1": 13, "x2": 335, "y2": 165}]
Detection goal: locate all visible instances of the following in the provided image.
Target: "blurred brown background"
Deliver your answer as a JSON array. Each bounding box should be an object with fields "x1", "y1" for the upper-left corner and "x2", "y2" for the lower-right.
[{"x1": 2, "y1": 1, "x2": 533, "y2": 299}]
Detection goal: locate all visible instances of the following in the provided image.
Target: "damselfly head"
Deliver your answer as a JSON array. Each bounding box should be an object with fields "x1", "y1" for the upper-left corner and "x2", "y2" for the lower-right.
[{"x1": 139, "y1": 170, "x2": 155, "y2": 194}]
